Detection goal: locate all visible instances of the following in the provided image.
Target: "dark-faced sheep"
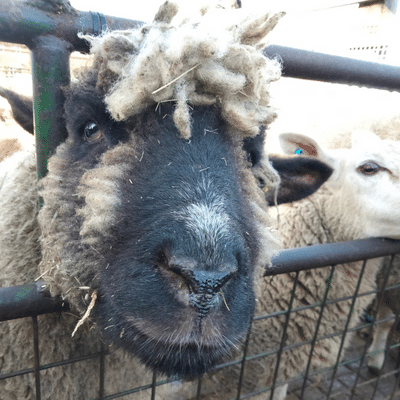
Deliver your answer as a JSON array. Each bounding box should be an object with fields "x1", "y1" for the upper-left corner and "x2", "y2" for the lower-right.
[{"x1": 0, "y1": 3, "x2": 333, "y2": 399}]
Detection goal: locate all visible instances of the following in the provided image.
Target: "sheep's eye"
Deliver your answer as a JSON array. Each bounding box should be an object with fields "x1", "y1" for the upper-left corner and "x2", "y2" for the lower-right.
[
  {"x1": 357, "y1": 161, "x2": 381, "y2": 176},
  {"x1": 295, "y1": 148, "x2": 303, "y2": 155},
  {"x1": 83, "y1": 121, "x2": 102, "y2": 141}
]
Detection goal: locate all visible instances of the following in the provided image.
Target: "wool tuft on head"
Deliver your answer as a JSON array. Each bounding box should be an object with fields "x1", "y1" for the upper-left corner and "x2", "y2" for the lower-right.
[{"x1": 80, "y1": 1, "x2": 284, "y2": 139}]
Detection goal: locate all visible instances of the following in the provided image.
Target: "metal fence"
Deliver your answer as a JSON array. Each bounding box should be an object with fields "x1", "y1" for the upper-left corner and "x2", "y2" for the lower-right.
[
  {"x1": 1, "y1": 1, "x2": 400, "y2": 399},
  {"x1": 0, "y1": 239, "x2": 400, "y2": 399}
]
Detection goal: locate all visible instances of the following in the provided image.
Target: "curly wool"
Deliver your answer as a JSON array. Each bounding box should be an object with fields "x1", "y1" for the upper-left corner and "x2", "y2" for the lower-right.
[{"x1": 80, "y1": 1, "x2": 284, "y2": 139}]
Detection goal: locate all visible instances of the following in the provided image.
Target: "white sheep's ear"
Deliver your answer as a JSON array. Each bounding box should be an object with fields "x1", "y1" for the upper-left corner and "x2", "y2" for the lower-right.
[
  {"x1": 279, "y1": 132, "x2": 336, "y2": 168},
  {"x1": 351, "y1": 130, "x2": 381, "y2": 148}
]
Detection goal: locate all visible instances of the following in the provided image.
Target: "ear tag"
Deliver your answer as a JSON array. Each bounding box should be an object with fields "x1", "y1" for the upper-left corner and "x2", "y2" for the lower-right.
[{"x1": 295, "y1": 148, "x2": 303, "y2": 155}]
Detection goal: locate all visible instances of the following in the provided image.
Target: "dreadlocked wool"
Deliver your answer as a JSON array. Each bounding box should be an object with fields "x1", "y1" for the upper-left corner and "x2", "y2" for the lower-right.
[{"x1": 80, "y1": 1, "x2": 284, "y2": 139}]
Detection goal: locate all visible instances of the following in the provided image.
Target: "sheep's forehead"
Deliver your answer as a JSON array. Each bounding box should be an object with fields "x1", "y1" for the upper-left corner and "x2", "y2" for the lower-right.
[{"x1": 173, "y1": 201, "x2": 233, "y2": 243}]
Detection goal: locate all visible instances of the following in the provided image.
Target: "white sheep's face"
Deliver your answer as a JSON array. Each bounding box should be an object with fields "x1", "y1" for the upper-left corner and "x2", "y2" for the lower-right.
[{"x1": 279, "y1": 131, "x2": 400, "y2": 240}]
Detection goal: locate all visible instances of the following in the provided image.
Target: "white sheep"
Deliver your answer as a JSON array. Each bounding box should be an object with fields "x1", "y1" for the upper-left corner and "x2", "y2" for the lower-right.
[
  {"x1": 269, "y1": 130, "x2": 400, "y2": 398},
  {"x1": 287, "y1": 128, "x2": 400, "y2": 375},
  {"x1": 0, "y1": 2, "x2": 334, "y2": 399},
  {"x1": 325, "y1": 119, "x2": 400, "y2": 374}
]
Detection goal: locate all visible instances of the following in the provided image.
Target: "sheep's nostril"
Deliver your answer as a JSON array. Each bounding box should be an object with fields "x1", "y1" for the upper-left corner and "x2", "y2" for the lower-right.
[
  {"x1": 177, "y1": 268, "x2": 236, "y2": 296},
  {"x1": 163, "y1": 254, "x2": 237, "y2": 315}
]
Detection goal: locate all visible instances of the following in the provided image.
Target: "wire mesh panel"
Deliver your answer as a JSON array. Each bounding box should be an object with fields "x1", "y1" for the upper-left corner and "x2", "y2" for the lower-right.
[
  {"x1": 1, "y1": 2, "x2": 400, "y2": 400},
  {"x1": 0, "y1": 239, "x2": 399, "y2": 400}
]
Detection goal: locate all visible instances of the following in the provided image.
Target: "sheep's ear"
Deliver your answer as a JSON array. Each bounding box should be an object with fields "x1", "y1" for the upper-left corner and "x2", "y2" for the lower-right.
[
  {"x1": 279, "y1": 132, "x2": 338, "y2": 166},
  {"x1": 0, "y1": 87, "x2": 34, "y2": 135},
  {"x1": 265, "y1": 155, "x2": 333, "y2": 205},
  {"x1": 351, "y1": 130, "x2": 381, "y2": 148}
]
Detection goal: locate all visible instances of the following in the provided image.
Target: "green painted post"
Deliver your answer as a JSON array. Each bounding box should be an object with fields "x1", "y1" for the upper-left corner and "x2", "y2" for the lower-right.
[{"x1": 30, "y1": 36, "x2": 72, "y2": 203}]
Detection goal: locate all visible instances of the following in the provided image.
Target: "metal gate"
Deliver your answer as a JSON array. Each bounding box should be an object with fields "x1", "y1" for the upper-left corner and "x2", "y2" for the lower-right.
[{"x1": 1, "y1": 1, "x2": 400, "y2": 399}]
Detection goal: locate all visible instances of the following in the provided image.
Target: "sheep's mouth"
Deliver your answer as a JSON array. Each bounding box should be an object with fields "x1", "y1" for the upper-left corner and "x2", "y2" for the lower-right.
[
  {"x1": 98, "y1": 300, "x2": 244, "y2": 377},
  {"x1": 117, "y1": 322, "x2": 237, "y2": 377}
]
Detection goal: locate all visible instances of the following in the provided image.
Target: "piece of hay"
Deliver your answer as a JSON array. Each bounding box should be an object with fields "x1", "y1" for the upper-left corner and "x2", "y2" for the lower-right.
[{"x1": 71, "y1": 290, "x2": 97, "y2": 337}]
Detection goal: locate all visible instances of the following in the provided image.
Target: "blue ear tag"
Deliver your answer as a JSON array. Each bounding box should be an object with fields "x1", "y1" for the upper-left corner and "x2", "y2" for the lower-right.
[{"x1": 295, "y1": 148, "x2": 303, "y2": 155}]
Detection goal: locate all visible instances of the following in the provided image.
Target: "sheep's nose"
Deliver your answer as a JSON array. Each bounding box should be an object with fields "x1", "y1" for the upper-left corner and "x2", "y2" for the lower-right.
[
  {"x1": 178, "y1": 268, "x2": 236, "y2": 296},
  {"x1": 176, "y1": 267, "x2": 236, "y2": 319},
  {"x1": 167, "y1": 256, "x2": 237, "y2": 316}
]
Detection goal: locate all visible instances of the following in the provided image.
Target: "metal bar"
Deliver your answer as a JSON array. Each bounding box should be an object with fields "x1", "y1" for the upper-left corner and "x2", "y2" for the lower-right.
[
  {"x1": 264, "y1": 45, "x2": 400, "y2": 92},
  {"x1": 3, "y1": 3, "x2": 399, "y2": 93},
  {"x1": 0, "y1": 280, "x2": 68, "y2": 322},
  {"x1": 299, "y1": 265, "x2": 336, "y2": 398},
  {"x1": 348, "y1": 254, "x2": 397, "y2": 399},
  {"x1": 31, "y1": 36, "x2": 71, "y2": 182},
  {"x1": 235, "y1": 328, "x2": 252, "y2": 400},
  {"x1": 325, "y1": 259, "x2": 369, "y2": 399},
  {"x1": 196, "y1": 375, "x2": 203, "y2": 400},
  {"x1": 99, "y1": 342, "x2": 106, "y2": 400},
  {"x1": 268, "y1": 238, "x2": 400, "y2": 276},
  {"x1": 32, "y1": 315, "x2": 41, "y2": 400},
  {"x1": 0, "y1": 0, "x2": 142, "y2": 181},
  {"x1": 0, "y1": 239, "x2": 398, "y2": 321},
  {"x1": 150, "y1": 371, "x2": 157, "y2": 400},
  {"x1": 0, "y1": 0, "x2": 141, "y2": 51},
  {"x1": 269, "y1": 271, "x2": 300, "y2": 400}
]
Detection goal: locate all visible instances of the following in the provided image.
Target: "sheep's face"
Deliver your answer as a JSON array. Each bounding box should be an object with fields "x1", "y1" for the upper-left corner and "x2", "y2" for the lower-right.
[
  {"x1": 279, "y1": 131, "x2": 400, "y2": 240},
  {"x1": 339, "y1": 132, "x2": 400, "y2": 239},
  {"x1": 39, "y1": 78, "x2": 272, "y2": 378}
]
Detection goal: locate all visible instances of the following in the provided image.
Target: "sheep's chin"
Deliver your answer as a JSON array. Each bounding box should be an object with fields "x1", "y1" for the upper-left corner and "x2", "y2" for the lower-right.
[
  {"x1": 131, "y1": 330, "x2": 235, "y2": 377},
  {"x1": 96, "y1": 288, "x2": 252, "y2": 377},
  {"x1": 97, "y1": 311, "x2": 244, "y2": 377}
]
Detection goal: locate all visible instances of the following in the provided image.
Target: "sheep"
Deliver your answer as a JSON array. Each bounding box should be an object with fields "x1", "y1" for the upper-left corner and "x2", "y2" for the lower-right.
[
  {"x1": 0, "y1": 87, "x2": 34, "y2": 161},
  {"x1": 332, "y1": 125, "x2": 400, "y2": 375},
  {"x1": 0, "y1": 2, "x2": 333, "y2": 399},
  {"x1": 302, "y1": 125, "x2": 400, "y2": 375},
  {"x1": 0, "y1": 137, "x2": 22, "y2": 162},
  {"x1": 265, "y1": 130, "x2": 400, "y2": 398}
]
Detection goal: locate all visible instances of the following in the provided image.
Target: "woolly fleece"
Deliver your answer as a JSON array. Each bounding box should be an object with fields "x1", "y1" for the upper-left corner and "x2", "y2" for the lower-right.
[
  {"x1": 81, "y1": 1, "x2": 284, "y2": 139},
  {"x1": 0, "y1": 2, "x2": 288, "y2": 398}
]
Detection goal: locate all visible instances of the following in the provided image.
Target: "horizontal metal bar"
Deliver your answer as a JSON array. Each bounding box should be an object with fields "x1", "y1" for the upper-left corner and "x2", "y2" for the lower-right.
[
  {"x1": 0, "y1": 0, "x2": 142, "y2": 51},
  {"x1": 264, "y1": 45, "x2": 400, "y2": 91},
  {"x1": 0, "y1": 238, "x2": 398, "y2": 321},
  {"x1": 267, "y1": 237, "x2": 400, "y2": 276},
  {"x1": 2, "y1": 2, "x2": 400, "y2": 93},
  {"x1": 0, "y1": 351, "x2": 105, "y2": 381},
  {"x1": 0, "y1": 280, "x2": 68, "y2": 322}
]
